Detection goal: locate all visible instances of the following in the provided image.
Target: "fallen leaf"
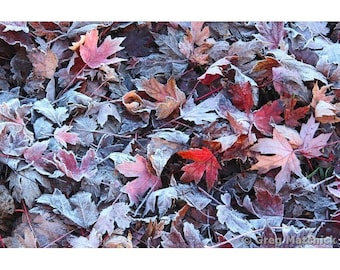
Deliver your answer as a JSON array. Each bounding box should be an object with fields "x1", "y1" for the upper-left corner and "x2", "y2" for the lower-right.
[
  {"x1": 8, "y1": 169, "x2": 51, "y2": 208},
  {"x1": 161, "y1": 221, "x2": 206, "y2": 248},
  {"x1": 254, "y1": 22, "x2": 286, "y2": 49},
  {"x1": 36, "y1": 189, "x2": 99, "y2": 229},
  {"x1": 310, "y1": 83, "x2": 340, "y2": 123},
  {"x1": 252, "y1": 100, "x2": 284, "y2": 136},
  {"x1": 116, "y1": 155, "x2": 162, "y2": 204},
  {"x1": 140, "y1": 76, "x2": 186, "y2": 119},
  {"x1": 53, "y1": 125, "x2": 80, "y2": 148},
  {"x1": 54, "y1": 148, "x2": 97, "y2": 182},
  {"x1": 250, "y1": 128, "x2": 303, "y2": 192},
  {"x1": 283, "y1": 97, "x2": 310, "y2": 127},
  {"x1": 27, "y1": 49, "x2": 58, "y2": 79},
  {"x1": 180, "y1": 95, "x2": 220, "y2": 125},
  {"x1": 94, "y1": 202, "x2": 131, "y2": 235},
  {"x1": 33, "y1": 98, "x2": 69, "y2": 125},
  {"x1": 177, "y1": 147, "x2": 221, "y2": 191},
  {"x1": 197, "y1": 57, "x2": 231, "y2": 85},
  {"x1": 228, "y1": 82, "x2": 254, "y2": 113},
  {"x1": 79, "y1": 29, "x2": 125, "y2": 69}
]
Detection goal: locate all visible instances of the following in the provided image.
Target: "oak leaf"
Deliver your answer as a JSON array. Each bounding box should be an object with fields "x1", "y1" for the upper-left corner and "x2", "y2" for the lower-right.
[
  {"x1": 177, "y1": 147, "x2": 221, "y2": 191},
  {"x1": 115, "y1": 155, "x2": 162, "y2": 204},
  {"x1": 79, "y1": 29, "x2": 125, "y2": 69}
]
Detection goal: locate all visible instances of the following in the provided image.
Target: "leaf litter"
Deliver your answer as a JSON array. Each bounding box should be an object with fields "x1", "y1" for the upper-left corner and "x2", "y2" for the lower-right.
[{"x1": 0, "y1": 21, "x2": 339, "y2": 248}]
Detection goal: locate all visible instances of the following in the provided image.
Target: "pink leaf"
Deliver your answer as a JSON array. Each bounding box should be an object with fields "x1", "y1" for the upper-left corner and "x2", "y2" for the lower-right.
[
  {"x1": 116, "y1": 155, "x2": 162, "y2": 204},
  {"x1": 54, "y1": 125, "x2": 80, "y2": 148},
  {"x1": 54, "y1": 149, "x2": 97, "y2": 182},
  {"x1": 79, "y1": 29, "x2": 125, "y2": 69}
]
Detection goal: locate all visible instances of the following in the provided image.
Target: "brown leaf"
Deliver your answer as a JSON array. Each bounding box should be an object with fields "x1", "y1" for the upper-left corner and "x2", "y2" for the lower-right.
[
  {"x1": 140, "y1": 76, "x2": 186, "y2": 119},
  {"x1": 27, "y1": 49, "x2": 58, "y2": 79}
]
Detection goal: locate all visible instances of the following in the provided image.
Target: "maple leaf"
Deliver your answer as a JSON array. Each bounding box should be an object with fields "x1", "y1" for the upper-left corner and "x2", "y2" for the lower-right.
[
  {"x1": 250, "y1": 128, "x2": 303, "y2": 192},
  {"x1": 161, "y1": 221, "x2": 206, "y2": 248},
  {"x1": 254, "y1": 22, "x2": 287, "y2": 49},
  {"x1": 252, "y1": 100, "x2": 284, "y2": 136},
  {"x1": 140, "y1": 76, "x2": 186, "y2": 119},
  {"x1": 297, "y1": 115, "x2": 332, "y2": 158},
  {"x1": 33, "y1": 98, "x2": 69, "y2": 125},
  {"x1": 8, "y1": 169, "x2": 51, "y2": 208},
  {"x1": 94, "y1": 202, "x2": 131, "y2": 235},
  {"x1": 179, "y1": 22, "x2": 213, "y2": 65},
  {"x1": 54, "y1": 148, "x2": 97, "y2": 182},
  {"x1": 115, "y1": 155, "x2": 162, "y2": 204},
  {"x1": 36, "y1": 189, "x2": 99, "y2": 229},
  {"x1": 198, "y1": 57, "x2": 231, "y2": 85},
  {"x1": 251, "y1": 115, "x2": 331, "y2": 192},
  {"x1": 177, "y1": 147, "x2": 221, "y2": 191},
  {"x1": 79, "y1": 29, "x2": 125, "y2": 69},
  {"x1": 243, "y1": 187, "x2": 284, "y2": 219},
  {"x1": 0, "y1": 98, "x2": 31, "y2": 126},
  {"x1": 53, "y1": 125, "x2": 80, "y2": 148}
]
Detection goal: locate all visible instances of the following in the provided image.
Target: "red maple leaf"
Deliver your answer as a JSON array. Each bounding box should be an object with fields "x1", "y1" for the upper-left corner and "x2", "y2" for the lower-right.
[
  {"x1": 115, "y1": 155, "x2": 162, "y2": 204},
  {"x1": 79, "y1": 29, "x2": 125, "y2": 69},
  {"x1": 177, "y1": 147, "x2": 221, "y2": 191}
]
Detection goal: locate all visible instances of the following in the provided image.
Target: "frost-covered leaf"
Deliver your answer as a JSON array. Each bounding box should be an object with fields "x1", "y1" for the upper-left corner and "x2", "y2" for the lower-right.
[
  {"x1": 137, "y1": 76, "x2": 186, "y2": 120},
  {"x1": 161, "y1": 221, "x2": 206, "y2": 248},
  {"x1": 27, "y1": 49, "x2": 58, "y2": 79},
  {"x1": 94, "y1": 202, "x2": 131, "y2": 235},
  {"x1": 175, "y1": 183, "x2": 211, "y2": 210},
  {"x1": 180, "y1": 95, "x2": 219, "y2": 124},
  {"x1": 33, "y1": 117, "x2": 54, "y2": 140},
  {"x1": 33, "y1": 98, "x2": 69, "y2": 125},
  {"x1": 116, "y1": 155, "x2": 162, "y2": 204},
  {"x1": 72, "y1": 115, "x2": 97, "y2": 146},
  {"x1": 53, "y1": 125, "x2": 80, "y2": 148},
  {"x1": 68, "y1": 227, "x2": 101, "y2": 248},
  {"x1": 36, "y1": 189, "x2": 99, "y2": 229},
  {"x1": 86, "y1": 101, "x2": 121, "y2": 127},
  {"x1": 254, "y1": 22, "x2": 286, "y2": 49},
  {"x1": 250, "y1": 128, "x2": 303, "y2": 192},
  {"x1": 79, "y1": 29, "x2": 126, "y2": 69},
  {"x1": 54, "y1": 148, "x2": 97, "y2": 182},
  {"x1": 144, "y1": 187, "x2": 177, "y2": 216},
  {"x1": 217, "y1": 194, "x2": 255, "y2": 238},
  {"x1": 8, "y1": 169, "x2": 51, "y2": 208}
]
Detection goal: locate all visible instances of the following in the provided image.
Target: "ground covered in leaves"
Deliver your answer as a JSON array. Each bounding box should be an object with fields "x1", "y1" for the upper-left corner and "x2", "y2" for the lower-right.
[{"x1": 0, "y1": 21, "x2": 340, "y2": 248}]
